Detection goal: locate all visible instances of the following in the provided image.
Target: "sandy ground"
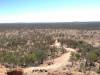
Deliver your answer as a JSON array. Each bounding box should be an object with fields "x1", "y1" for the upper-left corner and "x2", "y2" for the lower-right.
[{"x1": 23, "y1": 47, "x2": 76, "y2": 73}]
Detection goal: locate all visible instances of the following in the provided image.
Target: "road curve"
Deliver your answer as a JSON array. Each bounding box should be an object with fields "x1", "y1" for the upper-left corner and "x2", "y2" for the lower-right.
[{"x1": 23, "y1": 48, "x2": 76, "y2": 73}]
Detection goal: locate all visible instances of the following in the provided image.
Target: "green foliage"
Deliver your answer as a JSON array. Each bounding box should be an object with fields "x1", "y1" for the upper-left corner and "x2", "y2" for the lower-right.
[
  {"x1": 87, "y1": 51, "x2": 98, "y2": 62},
  {"x1": 71, "y1": 52, "x2": 81, "y2": 61},
  {"x1": 24, "y1": 53, "x2": 37, "y2": 65},
  {"x1": 69, "y1": 40, "x2": 100, "y2": 73}
]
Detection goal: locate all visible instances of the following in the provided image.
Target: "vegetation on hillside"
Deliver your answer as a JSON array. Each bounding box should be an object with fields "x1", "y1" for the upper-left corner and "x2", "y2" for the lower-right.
[
  {"x1": 70, "y1": 40, "x2": 100, "y2": 74},
  {"x1": 0, "y1": 28, "x2": 99, "y2": 75}
]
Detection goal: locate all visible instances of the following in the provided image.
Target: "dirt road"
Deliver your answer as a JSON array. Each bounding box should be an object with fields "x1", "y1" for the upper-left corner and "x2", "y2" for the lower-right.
[{"x1": 23, "y1": 48, "x2": 76, "y2": 73}]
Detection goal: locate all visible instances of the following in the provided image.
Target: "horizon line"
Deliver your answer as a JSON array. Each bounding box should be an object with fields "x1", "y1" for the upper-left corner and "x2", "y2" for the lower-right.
[{"x1": 0, "y1": 21, "x2": 100, "y2": 24}]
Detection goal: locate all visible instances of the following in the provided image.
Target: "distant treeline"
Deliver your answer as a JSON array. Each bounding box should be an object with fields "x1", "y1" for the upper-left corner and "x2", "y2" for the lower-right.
[{"x1": 0, "y1": 22, "x2": 100, "y2": 30}]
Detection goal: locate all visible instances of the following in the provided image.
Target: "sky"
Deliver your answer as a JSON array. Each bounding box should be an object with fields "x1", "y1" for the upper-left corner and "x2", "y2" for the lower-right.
[{"x1": 0, "y1": 0, "x2": 100, "y2": 23}]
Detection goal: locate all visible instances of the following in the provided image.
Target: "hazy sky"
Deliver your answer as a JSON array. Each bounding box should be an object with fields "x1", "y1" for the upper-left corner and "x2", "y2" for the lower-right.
[{"x1": 0, "y1": 0, "x2": 100, "y2": 23}]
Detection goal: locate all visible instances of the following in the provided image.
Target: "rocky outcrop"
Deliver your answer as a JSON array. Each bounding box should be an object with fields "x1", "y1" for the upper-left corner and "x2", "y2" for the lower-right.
[{"x1": 0, "y1": 65, "x2": 7, "y2": 75}]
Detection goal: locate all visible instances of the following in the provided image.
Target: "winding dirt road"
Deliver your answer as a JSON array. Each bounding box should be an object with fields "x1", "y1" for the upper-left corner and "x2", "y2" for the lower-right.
[{"x1": 23, "y1": 48, "x2": 76, "y2": 74}]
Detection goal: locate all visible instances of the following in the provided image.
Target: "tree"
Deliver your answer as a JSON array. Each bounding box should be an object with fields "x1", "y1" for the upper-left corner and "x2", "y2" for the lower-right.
[{"x1": 87, "y1": 51, "x2": 98, "y2": 63}]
